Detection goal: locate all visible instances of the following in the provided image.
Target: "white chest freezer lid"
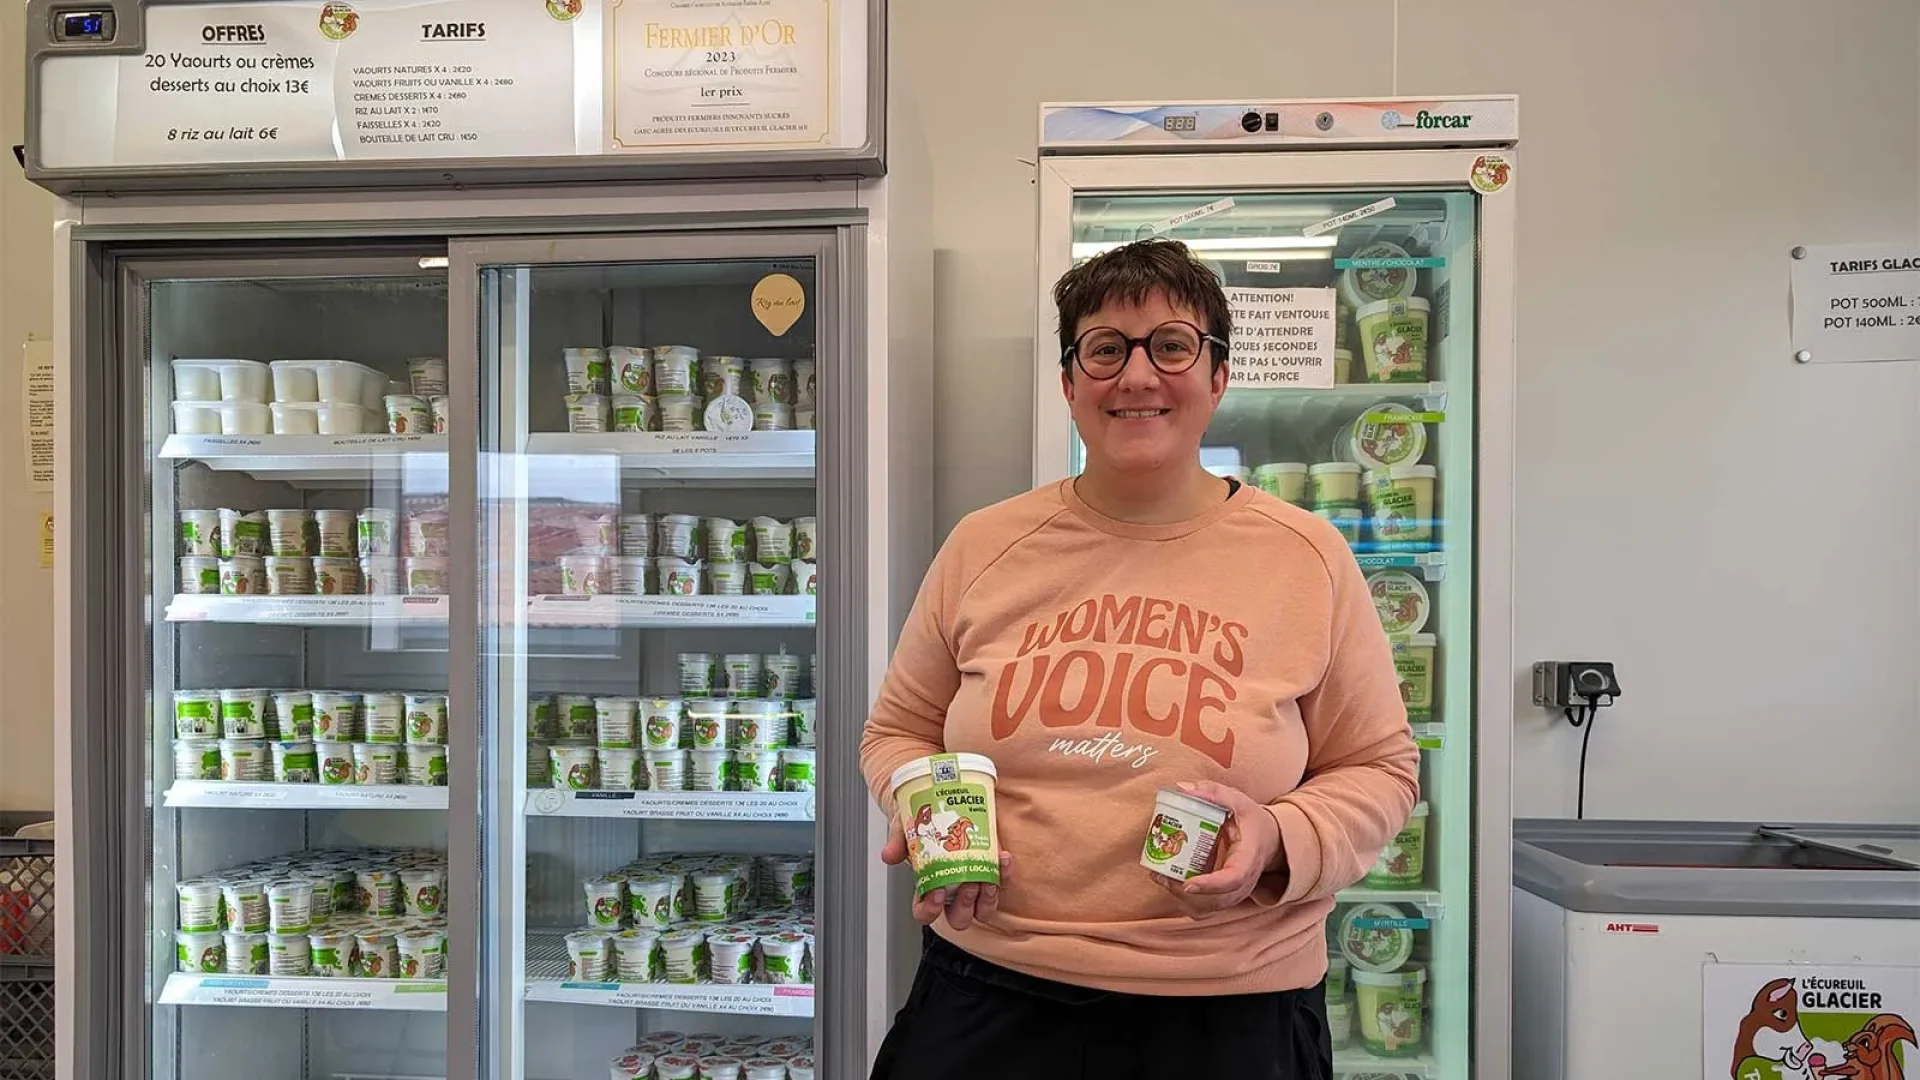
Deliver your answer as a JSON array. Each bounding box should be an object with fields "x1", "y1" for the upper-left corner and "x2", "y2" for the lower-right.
[{"x1": 1513, "y1": 819, "x2": 1918, "y2": 920}]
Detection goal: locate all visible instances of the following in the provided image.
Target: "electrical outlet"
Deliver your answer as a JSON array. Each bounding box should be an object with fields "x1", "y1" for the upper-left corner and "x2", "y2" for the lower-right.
[{"x1": 1531, "y1": 661, "x2": 1621, "y2": 708}]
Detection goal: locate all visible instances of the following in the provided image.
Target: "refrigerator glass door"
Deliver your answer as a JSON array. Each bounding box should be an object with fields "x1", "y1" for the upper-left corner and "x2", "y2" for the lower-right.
[
  {"x1": 466, "y1": 234, "x2": 834, "y2": 1080},
  {"x1": 138, "y1": 252, "x2": 457, "y2": 1080},
  {"x1": 1060, "y1": 188, "x2": 1478, "y2": 1080}
]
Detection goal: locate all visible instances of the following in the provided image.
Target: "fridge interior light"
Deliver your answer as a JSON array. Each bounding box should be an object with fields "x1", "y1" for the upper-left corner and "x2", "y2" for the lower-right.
[{"x1": 1072, "y1": 236, "x2": 1337, "y2": 258}]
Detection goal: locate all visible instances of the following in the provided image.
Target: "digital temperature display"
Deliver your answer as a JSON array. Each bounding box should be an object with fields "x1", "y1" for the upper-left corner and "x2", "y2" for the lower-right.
[
  {"x1": 1162, "y1": 115, "x2": 1197, "y2": 133},
  {"x1": 56, "y1": 10, "x2": 114, "y2": 41}
]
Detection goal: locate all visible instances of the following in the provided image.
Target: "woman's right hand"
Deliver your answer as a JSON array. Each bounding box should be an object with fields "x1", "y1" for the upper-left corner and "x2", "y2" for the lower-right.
[{"x1": 881, "y1": 817, "x2": 1012, "y2": 931}]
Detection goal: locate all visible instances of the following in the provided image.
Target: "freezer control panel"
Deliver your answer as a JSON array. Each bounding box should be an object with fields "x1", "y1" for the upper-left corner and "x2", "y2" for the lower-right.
[
  {"x1": 1039, "y1": 96, "x2": 1518, "y2": 151},
  {"x1": 52, "y1": 8, "x2": 115, "y2": 41}
]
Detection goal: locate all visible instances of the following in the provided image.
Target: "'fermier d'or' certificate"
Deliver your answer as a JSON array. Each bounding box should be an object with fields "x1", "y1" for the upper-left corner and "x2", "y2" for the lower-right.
[{"x1": 606, "y1": 0, "x2": 830, "y2": 150}]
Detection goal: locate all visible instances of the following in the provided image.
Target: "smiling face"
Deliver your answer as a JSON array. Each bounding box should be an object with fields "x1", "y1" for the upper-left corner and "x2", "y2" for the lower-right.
[{"x1": 1062, "y1": 289, "x2": 1227, "y2": 478}]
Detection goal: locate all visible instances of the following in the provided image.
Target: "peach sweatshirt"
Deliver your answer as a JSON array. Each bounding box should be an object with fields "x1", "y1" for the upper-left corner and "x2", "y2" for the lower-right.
[{"x1": 860, "y1": 479, "x2": 1419, "y2": 996}]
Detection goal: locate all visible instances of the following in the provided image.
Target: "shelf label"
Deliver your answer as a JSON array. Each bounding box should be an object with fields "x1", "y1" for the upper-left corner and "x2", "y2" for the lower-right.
[
  {"x1": 1334, "y1": 256, "x2": 1447, "y2": 270},
  {"x1": 1302, "y1": 197, "x2": 1396, "y2": 239},
  {"x1": 1362, "y1": 410, "x2": 1444, "y2": 424},
  {"x1": 1789, "y1": 242, "x2": 1920, "y2": 364},
  {"x1": 539, "y1": 791, "x2": 813, "y2": 821},
  {"x1": 554, "y1": 982, "x2": 813, "y2": 1015},
  {"x1": 606, "y1": 0, "x2": 831, "y2": 150},
  {"x1": 164, "y1": 975, "x2": 446, "y2": 1009},
  {"x1": 1351, "y1": 916, "x2": 1430, "y2": 931},
  {"x1": 1225, "y1": 287, "x2": 1335, "y2": 389},
  {"x1": 1146, "y1": 197, "x2": 1235, "y2": 235}
]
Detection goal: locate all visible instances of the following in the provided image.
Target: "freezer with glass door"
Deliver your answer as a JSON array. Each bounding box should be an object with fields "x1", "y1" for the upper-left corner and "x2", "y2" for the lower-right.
[
  {"x1": 33, "y1": 3, "x2": 929, "y2": 1079},
  {"x1": 1033, "y1": 98, "x2": 1518, "y2": 1080}
]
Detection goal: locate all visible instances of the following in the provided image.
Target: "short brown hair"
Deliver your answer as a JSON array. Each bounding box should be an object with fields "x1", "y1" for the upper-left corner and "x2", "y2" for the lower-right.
[{"x1": 1053, "y1": 238, "x2": 1231, "y2": 370}]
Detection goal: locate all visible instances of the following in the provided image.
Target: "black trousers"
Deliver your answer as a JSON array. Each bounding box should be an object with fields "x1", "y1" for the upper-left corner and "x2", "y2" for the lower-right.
[{"x1": 871, "y1": 929, "x2": 1332, "y2": 1080}]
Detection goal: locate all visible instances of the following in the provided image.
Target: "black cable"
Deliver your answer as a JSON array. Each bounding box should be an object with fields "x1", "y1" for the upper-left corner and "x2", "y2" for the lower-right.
[{"x1": 1562, "y1": 698, "x2": 1599, "y2": 819}]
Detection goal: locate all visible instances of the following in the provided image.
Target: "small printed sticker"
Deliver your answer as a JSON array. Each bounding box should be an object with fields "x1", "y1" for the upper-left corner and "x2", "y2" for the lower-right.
[
  {"x1": 1148, "y1": 198, "x2": 1235, "y2": 235},
  {"x1": 1603, "y1": 921, "x2": 1661, "y2": 934},
  {"x1": 931, "y1": 756, "x2": 959, "y2": 783},
  {"x1": 317, "y1": 2, "x2": 358, "y2": 39},
  {"x1": 1245, "y1": 261, "x2": 1283, "y2": 274},
  {"x1": 1469, "y1": 153, "x2": 1513, "y2": 195},
  {"x1": 546, "y1": 0, "x2": 584, "y2": 20},
  {"x1": 1302, "y1": 197, "x2": 1397, "y2": 238}
]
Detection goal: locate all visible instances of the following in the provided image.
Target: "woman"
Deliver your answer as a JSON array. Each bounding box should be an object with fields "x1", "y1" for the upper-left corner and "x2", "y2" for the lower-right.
[{"x1": 860, "y1": 238, "x2": 1419, "y2": 1079}]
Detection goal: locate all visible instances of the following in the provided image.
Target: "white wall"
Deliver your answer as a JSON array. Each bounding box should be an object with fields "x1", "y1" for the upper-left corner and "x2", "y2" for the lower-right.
[
  {"x1": 896, "y1": 0, "x2": 1920, "y2": 823},
  {"x1": 0, "y1": 0, "x2": 56, "y2": 812}
]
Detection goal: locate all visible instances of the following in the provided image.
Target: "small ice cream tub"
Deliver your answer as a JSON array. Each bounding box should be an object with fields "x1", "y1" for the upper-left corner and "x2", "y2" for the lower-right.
[
  {"x1": 264, "y1": 556, "x2": 314, "y2": 596},
  {"x1": 308, "y1": 930, "x2": 355, "y2": 977},
  {"x1": 352, "y1": 742, "x2": 401, "y2": 785},
  {"x1": 1367, "y1": 570, "x2": 1431, "y2": 636},
  {"x1": 707, "y1": 560, "x2": 746, "y2": 596},
  {"x1": 747, "y1": 562, "x2": 791, "y2": 596},
  {"x1": 179, "y1": 509, "x2": 221, "y2": 557},
  {"x1": 396, "y1": 928, "x2": 445, "y2": 979},
  {"x1": 360, "y1": 556, "x2": 403, "y2": 594},
  {"x1": 221, "y1": 880, "x2": 271, "y2": 932},
  {"x1": 752, "y1": 402, "x2": 794, "y2": 431},
  {"x1": 888, "y1": 753, "x2": 1002, "y2": 895},
  {"x1": 560, "y1": 554, "x2": 609, "y2": 596},
  {"x1": 356, "y1": 508, "x2": 397, "y2": 556},
  {"x1": 173, "y1": 739, "x2": 220, "y2": 781},
  {"x1": 407, "y1": 356, "x2": 448, "y2": 397},
  {"x1": 403, "y1": 693, "x2": 447, "y2": 745},
  {"x1": 353, "y1": 929, "x2": 399, "y2": 978},
  {"x1": 565, "y1": 929, "x2": 612, "y2": 981},
  {"x1": 686, "y1": 749, "x2": 729, "y2": 792},
  {"x1": 179, "y1": 556, "x2": 220, "y2": 595},
  {"x1": 222, "y1": 929, "x2": 269, "y2": 974},
  {"x1": 584, "y1": 879, "x2": 627, "y2": 929},
  {"x1": 1310, "y1": 462, "x2": 1363, "y2": 510},
  {"x1": 625, "y1": 877, "x2": 677, "y2": 931},
  {"x1": 557, "y1": 694, "x2": 596, "y2": 740},
  {"x1": 779, "y1": 748, "x2": 816, "y2": 793},
  {"x1": 645, "y1": 750, "x2": 687, "y2": 793},
  {"x1": 176, "y1": 929, "x2": 225, "y2": 972},
  {"x1": 659, "y1": 928, "x2": 706, "y2": 984},
  {"x1": 173, "y1": 690, "x2": 222, "y2": 738},
  {"x1": 655, "y1": 514, "x2": 700, "y2": 560},
  {"x1": 400, "y1": 868, "x2": 445, "y2": 917},
  {"x1": 1140, "y1": 788, "x2": 1231, "y2": 881},
  {"x1": 1338, "y1": 902, "x2": 1417, "y2": 973},
  {"x1": 1366, "y1": 801, "x2": 1430, "y2": 888},
  {"x1": 732, "y1": 700, "x2": 787, "y2": 751},
  {"x1": 598, "y1": 747, "x2": 643, "y2": 791},
  {"x1": 721, "y1": 654, "x2": 763, "y2": 698},
  {"x1": 403, "y1": 743, "x2": 447, "y2": 786},
  {"x1": 567, "y1": 393, "x2": 611, "y2": 433},
  {"x1": 311, "y1": 508, "x2": 356, "y2": 558},
  {"x1": 219, "y1": 556, "x2": 266, "y2": 596},
  {"x1": 638, "y1": 699, "x2": 682, "y2": 751},
  {"x1": 1254, "y1": 462, "x2": 1310, "y2": 504},
  {"x1": 758, "y1": 931, "x2": 807, "y2": 985},
  {"x1": 219, "y1": 738, "x2": 270, "y2": 781},
  {"x1": 270, "y1": 740, "x2": 318, "y2": 784},
  {"x1": 1341, "y1": 404, "x2": 1428, "y2": 471},
  {"x1": 729, "y1": 749, "x2": 783, "y2": 791},
  {"x1": 312, "y1": 557, "x2": 360, "y2": 595},
  {"x1": 1354, "y1": 964, "x2": 1426, "y2": 1056},
  {"x1": 1356, "y1": 297, "x2": 1431, "y2": 384},
  {"x1": 316, "y1": 741, "x2": 356, "y2": 785},
  {"x1": 1315, "y1": 506, "x2": 1363, "y2": 544},
  {"x1": 550, "y1": 742, "x2": 598, "y2": 790},
  {"x1": 1365, "y1": 465, "x2": 1437, "y2": 545},
  {"x1": 789, "y1": 699, "x2": 817, "y2": 748},
  {"x1": 267, "y1": 879, "x2": 314, "y2": 933},
  {"x1": 654, "y1": 557, "x2": 702, "y2": 596},
  {"x1": 1392, "y1": 634, "x2": 1437, "y2": 723},
  {"x1": 175, "y1": 880, "x2": 224, "y2": 933},
  {"x1": 311, "y1": 691, "x2": 361, "y2": 740},
  {"x1": 405, "y1": 557, "x2": 450, "y2": 596}
]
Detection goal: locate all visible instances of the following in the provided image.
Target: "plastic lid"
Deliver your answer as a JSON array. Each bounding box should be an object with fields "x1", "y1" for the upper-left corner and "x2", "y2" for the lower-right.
[
  {"x1": 1153, "y1": 788, "x2": 1233, "y2": 824},
  {"x1": 1309, "y1": 462, "x2": 1362, "y2": 475},
  {"x1": 888, "y1": 752, "x2": 998, "y2": 793},
  {"x1": 1356, "y1": 295, "x2": 1433, "y2": 317}
]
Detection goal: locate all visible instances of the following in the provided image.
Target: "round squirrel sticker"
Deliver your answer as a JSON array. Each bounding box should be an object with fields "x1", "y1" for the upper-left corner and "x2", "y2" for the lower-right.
[{"x1": 1469, "y1": 154, "x2": 1513, "y2": 194}]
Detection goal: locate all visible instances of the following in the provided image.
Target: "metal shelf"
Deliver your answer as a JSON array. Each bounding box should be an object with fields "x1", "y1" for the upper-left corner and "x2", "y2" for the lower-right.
[
  {"x1": 525, "y1": 595, "x2": 815, "y2": 629},
  {"x1": 158, "y1": 972, "x2": 447, "y2": 1011},
  {"x1": 522, "y1": 933, "x2": 813, "y2": 1018},
  {"x1": 159, "y1": 434, "x2": 448, "y2": 489},
  {"x1": 524, "y1": 790, "x2": 813, "y2": 821},
  {"x1": 165, "y1": 595, "x2": 449, "y2": 626},
  {"x1": 523, "y1": 432, "x2": 815, "y2": 487},
  {"x1": 1335, "y1": 887, "x2": 1445, "y2": 921},
  {"x1": 164, "y1": 781, "x2": 448, "y2": 810}
]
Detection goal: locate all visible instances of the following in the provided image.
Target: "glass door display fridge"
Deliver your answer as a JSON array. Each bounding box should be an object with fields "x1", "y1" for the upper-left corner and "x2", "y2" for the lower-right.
[
  {"x1": 33, "y1": 3, "x2": 927, "y2": 1078},
  {"x1": 1033, "y1": 98, "x2": 1518, "y2": 1080}
]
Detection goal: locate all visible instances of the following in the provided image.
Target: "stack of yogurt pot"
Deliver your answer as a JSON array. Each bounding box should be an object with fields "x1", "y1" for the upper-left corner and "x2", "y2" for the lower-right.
[
  {"x1": 176, "y1": 505, "x2": 451, "y2": 597},
  {"x1": 529, "y1": 648, "x2": 816, "y2": 795},
  {"x1": 553, "y1": 512, "x2": 818, "y2": 599},
  {"x1": 170, "y1": 357, "x2": 447, "y2": 436},
  {"x1": 562, "y1": 345, "x2": 818, "y2": 435},
  {"x1": 171, "y1": 686, "x2": 450, "y2": 788},
  {"x1": 1326, "y1": 898, "x2": 1429, "y2": 1058},
  {"x1": 566, "y1": 852, "x2": 816, "y2": 991},
  {"x1": 173, "y1": 849, "x2": 448, "y2": 981},
  {"x1": 611, "y1": 1033, "x2": 815, "y2": 1080}
]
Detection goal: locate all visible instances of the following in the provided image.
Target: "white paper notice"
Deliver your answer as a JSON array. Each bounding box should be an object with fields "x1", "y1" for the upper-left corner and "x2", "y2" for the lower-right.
[
  {"x1": 23, "y1": 341, "x2": 54, "y2": 493},
  {"x1": 115, "y1": 4, "x2": 339, "y2": 165},
  {"x1": 1225, "y1": 287, "x2": 1336, "y2": 388},
  {"x1": 1790, "y1": 243, "x2": 1920, "y2": 364},
  {"x1": 334, "y1": 1, "x2": 578, "y2": 158},
  {"x1": 606, "y1": 0, "x2": 830, "y2": 149}
]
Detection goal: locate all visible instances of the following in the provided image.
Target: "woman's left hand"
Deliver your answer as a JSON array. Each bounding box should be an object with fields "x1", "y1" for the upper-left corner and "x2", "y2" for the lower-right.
[{"x1": 1152, "y1": 780, "x2": 1283, "y2": 918}]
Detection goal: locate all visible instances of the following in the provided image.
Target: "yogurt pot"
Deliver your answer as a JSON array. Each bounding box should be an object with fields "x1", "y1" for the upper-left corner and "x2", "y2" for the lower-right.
[
  {"x1": 686, "y1": 749, "x2": 729, "y2": 792},
  {"x1": 221, "y1": 689, "x2": 269, "y2": 738},
  {"x1": 659, "y1": 928, "x2": 706, "y2": 984},
  {"x1": 1334, "y1": 347, "x2": 1355, "y2": 384},
  {"x1": 566, "y1": 929, "x2": 612, "y2": 981},
  {"x1": 752, "y1": 402, "x2": 794, "y2": 431},
  {"x1": 564, "y1": 347, "x2": 611, "y2": 396},
  {"x1": 707, "y1": 561, "x2": 746, "y2": 596},
  {"x1": 316, "y1": 741, "x2": 356, "y2": 785},
  {"x1": 791, "y1": 515, "x2": 818, "y2": 561},
  {"x1": 567, "y1": 393, "x2": 611, "y2": 433},
  {"x1": 759, "y1": 931, "x2": 807, "y2": 985},
  {"x1": 888, "y1": 753, "x2": 1002, "y2": 895},
  {"x1": 654, "y1": 557, "x2": 702, "y2": 596},
  {"x1": 749, "y1": 517, "x2": 793, "y2": 561},
  {"x1": 592, "y1": 697, "x2": 638, "y2": 749},
  {"x1": 558, "y1": 694, "x2": 596, "y2": 740},
  {"x1": 1356, "y1": 297, "x2": 1432, "y2": 384},
  {"x1": 1367, "y1": 570, "x2": 1431, "y2": 636},
  {"x1": 178, "y1": 557, "x2": 220, "y2": 595},
  {"x1": 741, "y1": 1060, "x2": 786, "y2": 1080},
  {"x1": 312, "y1": 691, "x2": 360, "y2": 740},
  {"x1": 264, "y1": 555, "x2": 315, "y2": 595},
  {"x1": 353, "y1": 929, "x2": 399, "y2": 978},
  {"x1": 732, "y1": 699, "x2": 786, "y2": 750},
  {"x1": 218, "y1": 402, "x2": 270, "y2": 435},
  {"x1": 560, "y1": 554, "x2": 609, "y2": 596},
  {"x1": 657, "y1": 394, "x2": 700, "y2": 432},
  {"x1": 267, "y1": 879, "x2": 314, "y2": 933},
  {"x1": 550, "y1": 743, "x2": 598, "y2": 790},
  {"x1": 729, "y1": 749, "x2": 783, "y2": 791},
  {"x1": 655, "y1": 514, "x2": 700, "y2": 560},
  {"x1": 173, "y1": 739, "x2": 221, "y2": 781},
  {"x1": 762, "y1": 856, "x2": 813, "y2": 908},
  {"x1": 789, "y1": 699, "x2": 817, "y2": 748},
  {"x1": 598, "y1": 747, "x2": 644, "y2": 791},
  {"x1": 171, "y1": 401, "x2": 223, "y2": 435},
  {"x1": 1354, "y1": 965, "x2": 1427, "y2": 1056},
  {"x1": 265, "y1": 509, "x2": 314, "y2": 557},
  {"x1": 793, "y1": 358, "x2": 817, "y2": 407},
  {"x1": 314, "y1": 403, "x2": 372, "y2": 435},
  {"x1": 606, "y1": 394, "x2": 651, "y2": 435},
  {"x1": 407, "y1": 356, "x2": 448, "y2": 397},
  {"x1": 173, "y1": 690, "x2": 222, "y2": 738},
  {"x1": 611, "y1": 928, "x2": 661, "y2": 982},
  {"x1": 790, "y1": 560, "x2": 818, "y2": 595},
  {"x1": 396, "y1": 929, "x2": 446, "y2": 979},
  {"x1": 701, "y1": 354, "x2": 746, "y2": 398},
  {"x1": 360, "y1": 556, "x2": 402, "y2": 594},
  {"x1": 610, "y1": 346, "x2": 652, "y2": 396},
  {"x1": 221, "y1": 880, "x2": 271, "y2": 932},
  {"x1": 748, "y1": 358, "x2": 794, "y2": 405},
  {"x1": 405, "y1": 513, "x2": 450, "y2": 557},
  {"x1": 175, "y1": 880, "x2": 224, "y2": 933},
  {"x1": 639, "y1": 699, "x2": 682, "y2": 751},
  {"x1": 1392, "y1": 633, "x2": 1437, "y2": 723},
  {"x1": 1338, "y1": 902, "x2": 1417, "y2": 973},
  {"x1": 656, "y1": 1056, "x2": 701, "y2": 1080},
  {"x1": 270, "y1": 740, "x2": 318, "y2": 784},
  {"x1": 179, "y1": 509, "x2": 221, "y2": 557},
  {"x1": 1366, "y1": 465, "x2": 1437, "y2": 545},
  {"x1": 780, "y1": 748, "x2": 816, "y2": 793},
  {"x1": 308, "y1": 930, "x2": 355, "y2": 976},
  {"x1": 583, "y1": 879, "x2": 627, "y2": 929},
  {"x1": 1254, "y1": 462, "x2": 1310, "y2": 505},
  {"x1": 218, "y1": 509, "x2": 267, "y2": 557},
  {"x1": 271, "y1": 691, "x2": 314, "y2": 740},
  {"x1": 704, "y1": 394, "x2": 754, "y2": 434},
  {"x1": 1366, "y1": 801, "x2": 1430, "y2": 888},
  {"x1": 223, "y1": 929, "x2": 269, "y2": 975},
  {"x1": 795, "y1": 408, "x2": 817, "y2": 431},
  {"x1": 1140, "y1": 788, "x2": 1232, "y2": 881},
  {"x1": 311, "y1": 509, "x2": 356, "y2": 558},
  {"x1": 690, "y1": 872, "x2": 734, "y2": 921},
  {"x1": 312, "y1": 557, "x2": 360, "y2": 595},
  {"x1": 356, "y1": 508, "x2": 397, "y2": 556},
  {"x1": 364, "y1": 692, "x2": 405, "y2": 742},
  {"x1": 617, "y1": 514, "x2": 653, "y2": 556},
  {"x1": 611, "y1": 1051, "x2": 659, "y2": 1080},
  {"x1": 688, "y1": 702, "x2": 730, "y2": 750},
  {"x1": 645, "y1": 750, "x2": 687, "y2": 793},
  {"x1": 219, "y1": 738, "x2": 270, "y2": 781},
  {"x1": 400, "y1": 868, "x2": 445, "y2": 917},
  {"x1": 406, "y1": 557, "x2": 450, "y2": 596},
  {"x1": 677, "y1": 653, "x2": 715, "y2": 696},
  {"x1": 171, "y1": 359, "x2": 224, "y2": 402},
  {"x1": 652, "y1": 346, "x2": 700, "y2": 396},
  {"x1": 219, "y1": 556, "x2": 266, "y2": 595},
  {"x1": 403, "y1": 694, "x2": 447, "y2": 745},
  {"x1": 721, "y1": 654, "x2": 763, "y2": 698},
  {"x1": 429, "y1": 396, "x2": 451, "y2": 434},
  {"x1": 356, "y1": 870, "x2": 402, "y2": 918},
  {"x1": 763, "y1": 653, "x2": 803, "y2": 699},
  {"x1": 352, "y1": 742, "x2": 401, "y2": 785},
  {"x1": 747, "y1": 562, "x2": 791, "y2": 596},
  {"x1": 706, "y1": 932, "x2": 755, "y2": 985},
  {"x1": 703, "y1": 517, "x2": 748, "y2": 561},
  {"x1": 1310, "y1": 462, "x2": 1363, "y2": 511},
  {"x1": 1327, "y1": 996, "x2": 1354, "y2": 1050},
  {"x1": 404, "y1": 743, "x2": 448, "y2": 786},
  {"x1": 1342, "y1": 404, "x2": 1428, "y2": 471},
  {"x1": 625, "y1": 877, "x2": 676, "y2": 931}
]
